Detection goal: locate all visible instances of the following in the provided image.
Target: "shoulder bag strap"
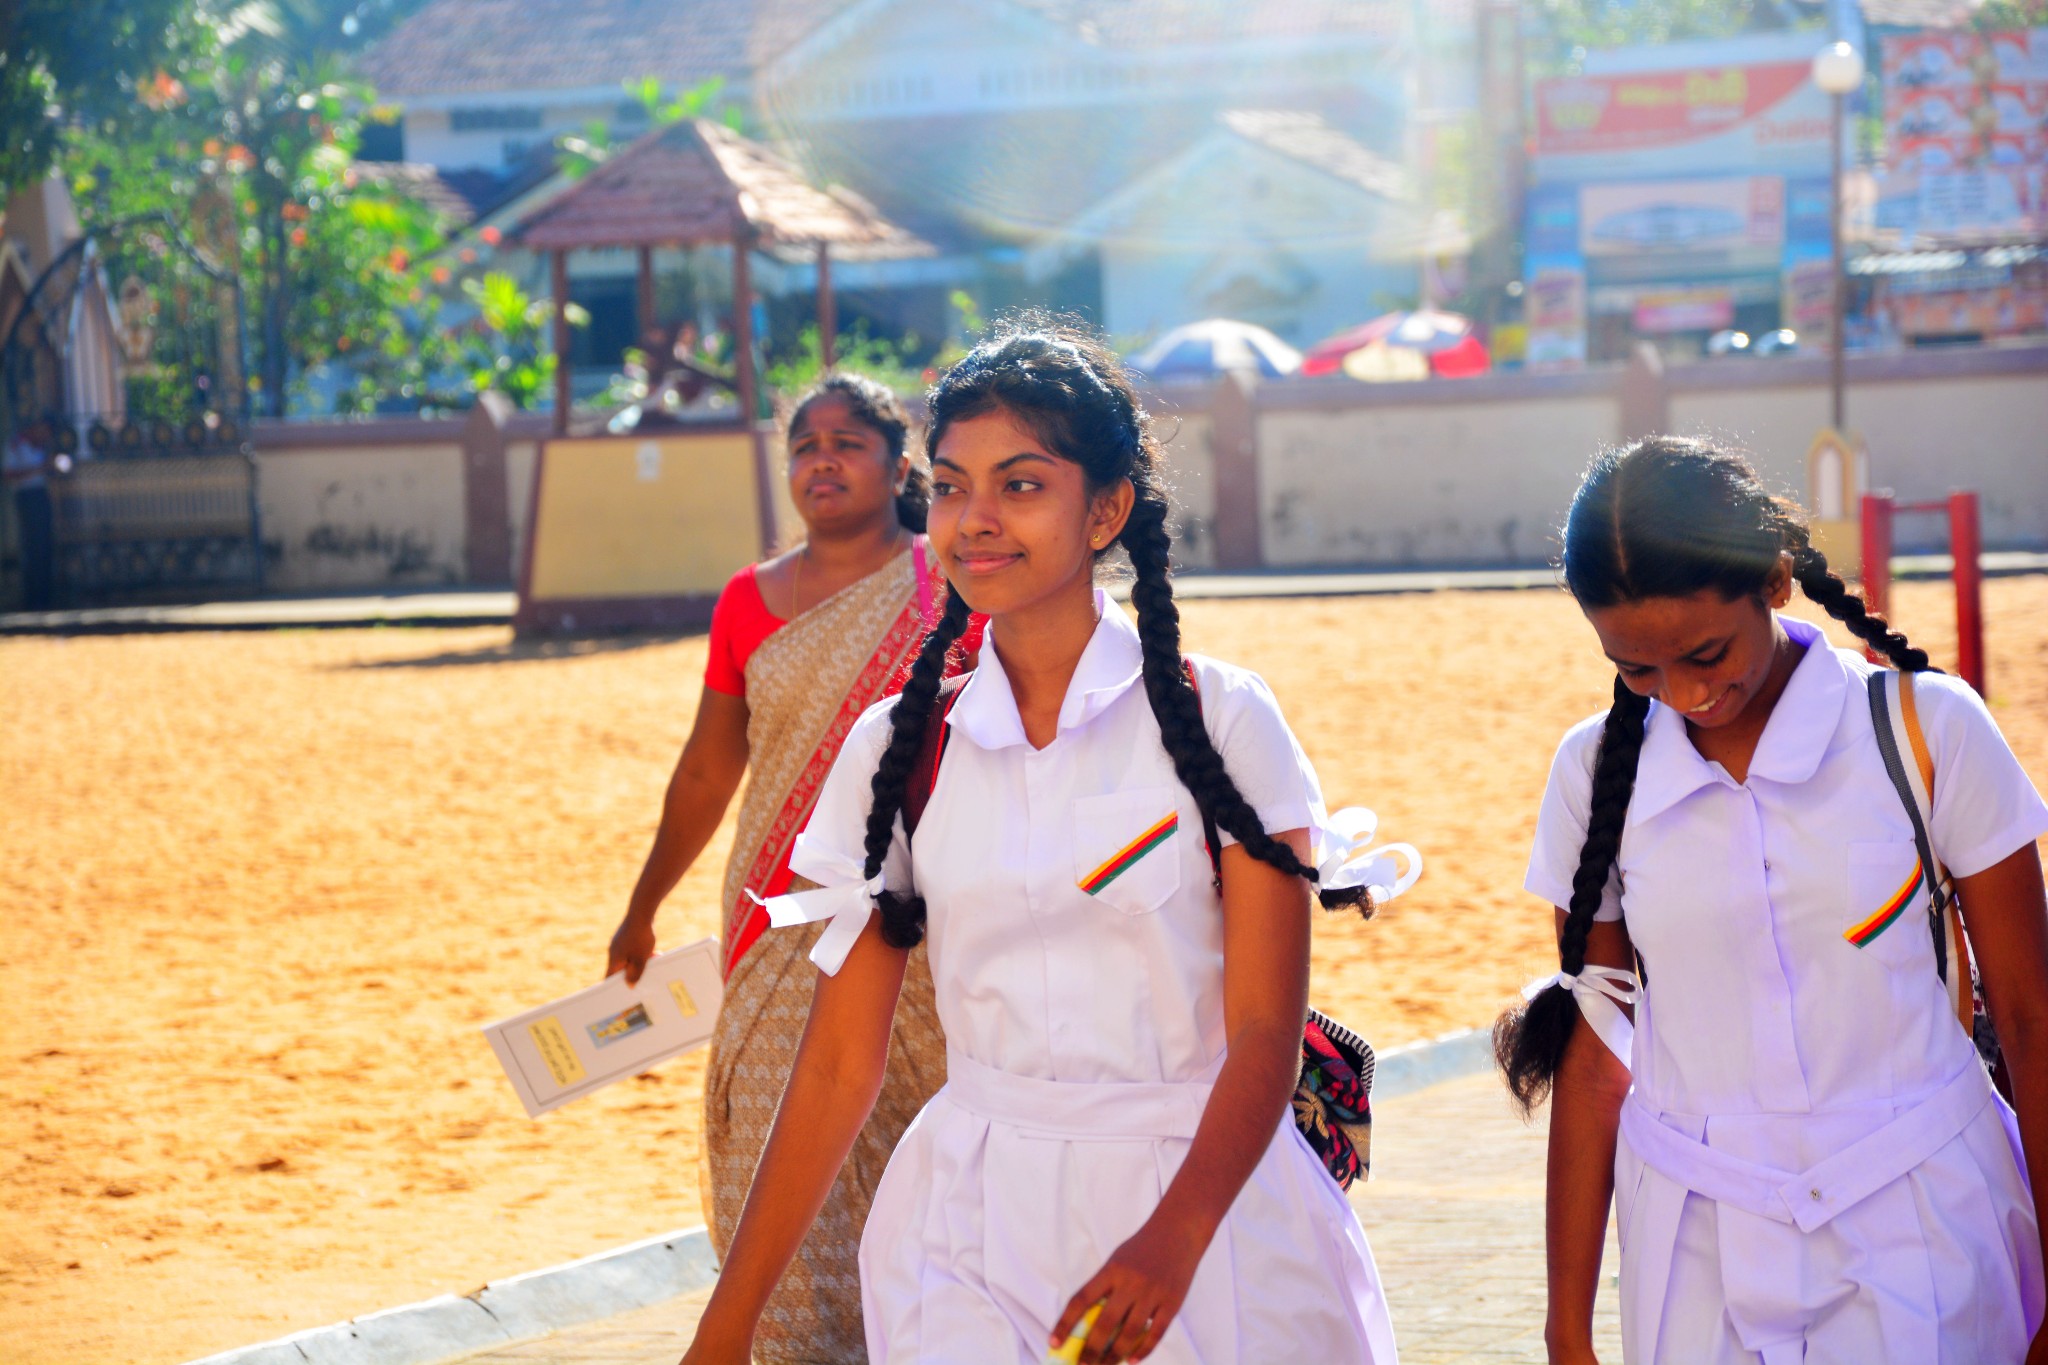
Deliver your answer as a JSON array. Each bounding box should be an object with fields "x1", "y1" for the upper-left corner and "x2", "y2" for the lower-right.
[{"x1": 1866, "y1": 670, "x2": 1957, "y2": 994}]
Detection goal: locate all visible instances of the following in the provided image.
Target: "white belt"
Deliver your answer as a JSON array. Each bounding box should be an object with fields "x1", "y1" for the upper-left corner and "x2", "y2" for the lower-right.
[
  {"x1": 940, "y1": 1046, "x2": 1222, "y2": 1141},
  {"x1": 1620, "y1": 1062, "x2": 1994, "y2": 1233}
]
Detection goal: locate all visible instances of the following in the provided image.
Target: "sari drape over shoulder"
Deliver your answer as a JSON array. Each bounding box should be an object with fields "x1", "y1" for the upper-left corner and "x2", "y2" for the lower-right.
[{"x1": 703, "y1": 540, "x2": 950, "y2": 1365}]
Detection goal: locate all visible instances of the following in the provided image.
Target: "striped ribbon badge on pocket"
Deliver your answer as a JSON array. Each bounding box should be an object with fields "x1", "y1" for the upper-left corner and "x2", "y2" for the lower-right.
[
  {"x1": 1846, "y1": 856, "x2": 1923, "y2": 948},
  {"x1": 1079, "y1": 812, "x2": 1179, "y2": 896}
]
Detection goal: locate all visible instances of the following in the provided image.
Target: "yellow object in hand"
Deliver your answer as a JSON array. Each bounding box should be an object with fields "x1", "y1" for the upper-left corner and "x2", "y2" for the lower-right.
[{"x1": 1047, "y1": 1301, "x2": 1105, "y2": 1364}]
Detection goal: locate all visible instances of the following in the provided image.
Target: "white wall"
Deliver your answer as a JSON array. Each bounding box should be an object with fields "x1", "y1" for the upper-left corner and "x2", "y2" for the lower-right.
[
  {"x1": 254, "y1": 441, "x2": 468, "y2": 590},
  {"x1": 1257, "y1": 392, "x2": 1619, "y2": 566}
]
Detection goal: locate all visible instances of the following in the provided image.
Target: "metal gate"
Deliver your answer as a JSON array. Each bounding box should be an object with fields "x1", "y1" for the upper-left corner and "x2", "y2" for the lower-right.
[{"x1": 47, "y1": 420, "x2": 261, "y2": 604}]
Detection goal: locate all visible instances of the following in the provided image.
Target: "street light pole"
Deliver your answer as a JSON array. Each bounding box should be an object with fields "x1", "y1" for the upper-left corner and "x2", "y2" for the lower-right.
[
  {"x1": 1811, "y1": 40, "x2": 1866, "y2": 434},
  {"x1": 1829, "y1": 87, "x2": 1846, "y2": 432}
]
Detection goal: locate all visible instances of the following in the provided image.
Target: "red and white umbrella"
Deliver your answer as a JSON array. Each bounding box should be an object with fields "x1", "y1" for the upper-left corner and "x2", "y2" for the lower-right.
[{"x1": 1301, "y1": 310, "x2": 1490, "y2": 380}]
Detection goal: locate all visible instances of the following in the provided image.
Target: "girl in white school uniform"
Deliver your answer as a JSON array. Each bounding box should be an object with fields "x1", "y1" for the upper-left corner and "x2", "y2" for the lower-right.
[
  {"x1": 1498, "y1": 437, "x2": 2048, "y2": 1365},
  {"x1": 679, "y1": 325, "x2": 1398, "y2": 1365}
]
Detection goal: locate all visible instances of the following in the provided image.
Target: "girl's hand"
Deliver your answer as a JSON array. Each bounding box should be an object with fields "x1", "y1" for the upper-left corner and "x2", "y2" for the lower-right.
[
  {"x1": 607, "y1": 911, "x2": 656, "y2": 986},
  {"x1": 1050, "y1": 1218, "x2": 1205, "y2": 1364},
  {"x1": 676, "y1": 1317, "x2": 752, "y2": 1365}
]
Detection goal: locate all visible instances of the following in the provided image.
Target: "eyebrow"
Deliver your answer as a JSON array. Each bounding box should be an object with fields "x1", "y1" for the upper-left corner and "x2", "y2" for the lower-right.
[
  {"x1": 1604, "y1": 633, "x2": 1732, "y2": 668},
  {"x1": 931, "y1": 451, "x2": 1057, "y2": 473}
]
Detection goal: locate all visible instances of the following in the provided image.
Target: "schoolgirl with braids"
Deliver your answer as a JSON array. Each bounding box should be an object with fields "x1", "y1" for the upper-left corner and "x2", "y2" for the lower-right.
[
  {"x1": 680, "y1": 324, "x2": 1398, "y2": 1365},
  {"x1": 1498, "y1": 437, "x2": 2048, "y2": 1365}
]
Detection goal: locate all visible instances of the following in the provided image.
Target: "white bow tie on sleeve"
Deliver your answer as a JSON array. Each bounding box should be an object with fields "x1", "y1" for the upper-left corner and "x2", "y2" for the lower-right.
[
  {"x1": 1522, "y1": 964, "x2": 1639, "y2": 1070},
  {"x1": 1315, "y1": 806, "x2": 1424, "y2": 903},
  {"x1": 745, "y1": 840, "x2": 885, "y2": 976}
]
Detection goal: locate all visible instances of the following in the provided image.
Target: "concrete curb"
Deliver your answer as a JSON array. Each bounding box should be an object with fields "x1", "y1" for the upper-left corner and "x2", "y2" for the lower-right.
[
  {"x1": 188, "y1": 1030, "x2": 1495, "y2": 1365},
  {"x1": 1372, "y1": 1026, "x2": 1496, "y2": 1100},
  {"x1": 184, "y1": 1227, "x2": 718, "y2": 1365}
]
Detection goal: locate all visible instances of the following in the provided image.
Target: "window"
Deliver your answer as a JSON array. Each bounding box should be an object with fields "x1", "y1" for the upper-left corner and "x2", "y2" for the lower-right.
[{"x1": 451, "y1": 106, "x2": 543, "y2": 132}]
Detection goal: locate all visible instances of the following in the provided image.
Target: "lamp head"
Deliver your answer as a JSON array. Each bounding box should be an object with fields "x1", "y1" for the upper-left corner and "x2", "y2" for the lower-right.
[{"x1": 1812, "y1": 41, "x2": 1866, "y2": 96}]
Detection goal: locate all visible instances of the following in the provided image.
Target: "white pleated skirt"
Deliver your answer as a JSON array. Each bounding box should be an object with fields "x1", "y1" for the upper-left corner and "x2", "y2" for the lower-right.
[{"x1": 857, "y1": 1048, "x2": 1397, "y2": 1364}]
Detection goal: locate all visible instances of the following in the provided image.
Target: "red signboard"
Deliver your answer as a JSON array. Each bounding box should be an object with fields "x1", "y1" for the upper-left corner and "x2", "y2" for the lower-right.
[{"x1": 1536, "y1": 63, "x2": 1813, "y2": 155}]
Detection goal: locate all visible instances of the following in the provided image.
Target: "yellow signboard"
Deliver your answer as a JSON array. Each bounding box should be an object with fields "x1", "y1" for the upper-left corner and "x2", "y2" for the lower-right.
[{"x1": 525, "y1": 432, "x2": 765, "y2": 602}]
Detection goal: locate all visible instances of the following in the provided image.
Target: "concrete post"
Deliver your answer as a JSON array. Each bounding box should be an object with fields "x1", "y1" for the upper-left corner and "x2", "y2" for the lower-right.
[
  {"x1": 462, "y1": 391, "x2": 516, "y2": 584},
  {"x1": 1619, "y1": 341, "x2": 1669, "y2": 444},
  {"x1": 1209, "y1": 369, "x2": 1264, "y2": 571}
]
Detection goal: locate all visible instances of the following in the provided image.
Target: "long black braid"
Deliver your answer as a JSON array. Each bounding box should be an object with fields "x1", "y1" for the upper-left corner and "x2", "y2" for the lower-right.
[
  {"x1": 861, "y1": 587, "x2": 973, "y2": 948},
  {"x1": 854, "y1": 319, "x2": 1369, "y2": 949},
  {"x1": 1495, "y1": 436, "x2": 1934, "y2": 1111}
]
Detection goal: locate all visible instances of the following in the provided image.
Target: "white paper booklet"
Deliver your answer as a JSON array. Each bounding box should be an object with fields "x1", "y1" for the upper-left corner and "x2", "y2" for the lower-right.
[{"x1": 482, "y1": 937, "x2": 723, "y2": 1117}]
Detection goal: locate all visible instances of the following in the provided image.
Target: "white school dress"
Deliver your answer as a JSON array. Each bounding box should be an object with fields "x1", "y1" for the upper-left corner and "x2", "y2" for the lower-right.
[
  {"x1": 778, "y1": 591, "x2": 1397, "y2": 1365},
  {"x1": 1528, "y1": 615, "x2": 2048, "y2": 1365}
]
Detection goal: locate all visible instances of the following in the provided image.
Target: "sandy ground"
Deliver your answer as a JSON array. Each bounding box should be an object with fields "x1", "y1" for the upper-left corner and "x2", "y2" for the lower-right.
[{"x1": 3, "y1": 578, "x2": 2044, "y2": 1365}]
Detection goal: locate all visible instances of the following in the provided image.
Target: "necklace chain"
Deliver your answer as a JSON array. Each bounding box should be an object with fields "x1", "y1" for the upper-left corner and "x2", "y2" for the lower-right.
[{"x1": 788, "y1": 528, "x2": 910, "y2": 620}]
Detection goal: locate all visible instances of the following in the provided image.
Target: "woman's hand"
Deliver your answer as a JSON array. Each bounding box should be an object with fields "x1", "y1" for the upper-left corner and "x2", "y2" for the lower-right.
[
  {"x1": 676, "y1": 1315, "x2": 753, "y2": 1365},
  {"x1": 1050, "y1": 1216, "x2": 1205, "y2": 1364},
  {"x1": 607, "y1": 911, "x2": 656, "y2": 986}
]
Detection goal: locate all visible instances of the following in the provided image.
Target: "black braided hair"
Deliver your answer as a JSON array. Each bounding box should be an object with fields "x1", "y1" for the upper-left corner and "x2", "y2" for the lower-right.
[
  {"x1": 852, "y1": 315, "x2": 1368, "y2": 950},
  {"x1": 788, "y1": 372, "x2": 930, "y2": 532},
  {"x1": 1494, "y1": 436, "x2": 1935, "y2": 1112},
  {"x1": 860, "y1": 586, "x2": 973, "y2": 948}
]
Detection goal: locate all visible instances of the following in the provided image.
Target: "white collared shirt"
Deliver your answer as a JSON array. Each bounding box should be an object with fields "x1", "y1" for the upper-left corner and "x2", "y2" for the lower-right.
[
  {"x1": 791, "y1": 589, "x2": 1327, "y2": 1084},
  {"x1": 1529, "y1": 615, "x2": 2048, "y2": 1117}
]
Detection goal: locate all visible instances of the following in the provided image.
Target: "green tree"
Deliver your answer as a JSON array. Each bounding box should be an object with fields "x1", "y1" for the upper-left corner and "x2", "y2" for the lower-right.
[
  {"x1": 0, "y1": 0, "x2": 191, "y2": 194},
  {"x1": 67, "y1": 17, "x2": 454, "y2": 415}
]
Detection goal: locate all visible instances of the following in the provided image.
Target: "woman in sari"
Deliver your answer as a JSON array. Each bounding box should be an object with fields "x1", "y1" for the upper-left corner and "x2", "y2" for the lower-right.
[{"x1": 608, "y1": 374, "x2": 971, "y2": 1364}]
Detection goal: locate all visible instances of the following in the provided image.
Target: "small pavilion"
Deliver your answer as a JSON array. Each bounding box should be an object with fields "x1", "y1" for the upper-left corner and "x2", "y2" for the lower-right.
[{"x1": 512, "y1": 118, "x2": 928, "y2": 435}]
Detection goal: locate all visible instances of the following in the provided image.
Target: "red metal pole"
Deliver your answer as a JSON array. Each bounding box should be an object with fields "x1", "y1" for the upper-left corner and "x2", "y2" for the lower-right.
[
  {"x1": 1950, "y1": 490, "x2": 1985, "y2": 697},
  {"x1": 1860, "y1": 491, "x2": 1894, "y2": 664}
]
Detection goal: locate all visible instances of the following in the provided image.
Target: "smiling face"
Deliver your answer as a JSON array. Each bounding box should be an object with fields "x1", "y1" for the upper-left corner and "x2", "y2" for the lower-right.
[
  {"x1": 1582, "y1": 556, "x2": 1792, "y2": 729},
  {"x1": 925, "y1": 406, "x2": 1132, "y2": 619},
  {"x1": 786, "y1": 395, "x2": 908, "y2": 536}
]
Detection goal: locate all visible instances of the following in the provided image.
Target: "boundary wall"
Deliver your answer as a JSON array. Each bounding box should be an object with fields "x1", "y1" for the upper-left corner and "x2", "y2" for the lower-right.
[{"x1": 243, "y1": 344, "x2": 2046, "y2": 595}]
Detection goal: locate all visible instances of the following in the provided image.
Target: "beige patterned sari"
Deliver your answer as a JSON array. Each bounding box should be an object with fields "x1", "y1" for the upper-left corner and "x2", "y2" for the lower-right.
[{"x1": 702, "y1": 541, "x2": 947, "y2": 1364}]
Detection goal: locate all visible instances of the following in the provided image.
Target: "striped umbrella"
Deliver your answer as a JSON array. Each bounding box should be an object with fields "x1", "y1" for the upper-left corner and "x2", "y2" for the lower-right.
[
  {"x1": 1301, "y1": 310, "x2": 1490, "y2": 380},
  {"x1": 1126, "y1": 319, "x2": 1303, "y2": 382}
]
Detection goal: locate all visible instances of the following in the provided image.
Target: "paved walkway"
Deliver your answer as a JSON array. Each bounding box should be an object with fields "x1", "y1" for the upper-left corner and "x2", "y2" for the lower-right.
[
  {"x1": 8, "y1": 552, "x2": 2042, "y2": 635},
  {"x1": 457, "y1": 1072, "x2": 1621, "y2": 1365}
]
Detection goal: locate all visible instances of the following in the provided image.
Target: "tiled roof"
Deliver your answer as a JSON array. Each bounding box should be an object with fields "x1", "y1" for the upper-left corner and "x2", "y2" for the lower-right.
[
  {"x1": 1221, "y1": 111, "x2": 1411, "y2": 200},
  {"x1": 351, "y1": 162, "x2": 479, "y2": 226},
  {"x1": 1010, "y1": 0, "x2": 1406, "y2": 43},
  {"x1": 358, "y1": 0, "x2": 1408, "y2": 100},
  {"x1": 512, "y1": 118, "x2": 929, "y2": 251},
  {"x1": 356, "y1": 0, "x2": 849, "y2": 99},
  {"x1": 1859, "y1": 0, "x2": 1985, "y2": 26}
]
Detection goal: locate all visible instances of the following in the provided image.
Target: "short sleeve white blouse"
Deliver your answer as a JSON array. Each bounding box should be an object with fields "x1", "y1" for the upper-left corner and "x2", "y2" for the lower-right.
[
  {"x1": 1524, "y1": 614, "x2": 2048, "y2": 1116},
  {"x1": 790, "y1": 590, "x2": 1329, "y2": 1085}
]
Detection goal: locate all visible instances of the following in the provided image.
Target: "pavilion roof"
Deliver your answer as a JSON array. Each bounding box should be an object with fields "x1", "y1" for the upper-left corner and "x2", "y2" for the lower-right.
[{"x1": 512, "y1": 118, "x2": 929, "y2": 254}]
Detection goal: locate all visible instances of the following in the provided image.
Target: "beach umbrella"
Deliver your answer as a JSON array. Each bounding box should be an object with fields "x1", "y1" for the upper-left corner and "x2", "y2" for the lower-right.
[
  {"x1": 1301, "y1": 310, "x2": 1490, "y2": 380},
  {"x1": 1126, "y1": 319, "x2": 1303, "y2": 381}
]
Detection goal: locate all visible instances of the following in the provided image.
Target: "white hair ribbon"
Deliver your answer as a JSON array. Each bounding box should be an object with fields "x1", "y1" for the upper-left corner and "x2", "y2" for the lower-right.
[
  {"x1": 746, "y1": 843, "x2": 886, "y2": 977},
  {"x1": 1314, "y1": 806, "x2": 1424, "y2": 903},
  {"x1": 1522, "y1": 964, "x2": 1639, "y2": 1070}
]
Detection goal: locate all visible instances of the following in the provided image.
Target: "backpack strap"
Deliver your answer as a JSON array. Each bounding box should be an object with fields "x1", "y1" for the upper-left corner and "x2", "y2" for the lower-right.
[{"x1": 903, "y1": 673, "x2": 969, "y2": 839}]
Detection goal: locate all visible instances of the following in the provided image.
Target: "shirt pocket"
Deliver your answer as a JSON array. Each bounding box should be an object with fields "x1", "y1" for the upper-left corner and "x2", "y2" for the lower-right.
[
  {"x1": 1843, "y1": 838, "x2": 1931, "y2": 967},
  {"x1": 1071, "y1": 787, "x2": 1184, "y2": 917}
]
